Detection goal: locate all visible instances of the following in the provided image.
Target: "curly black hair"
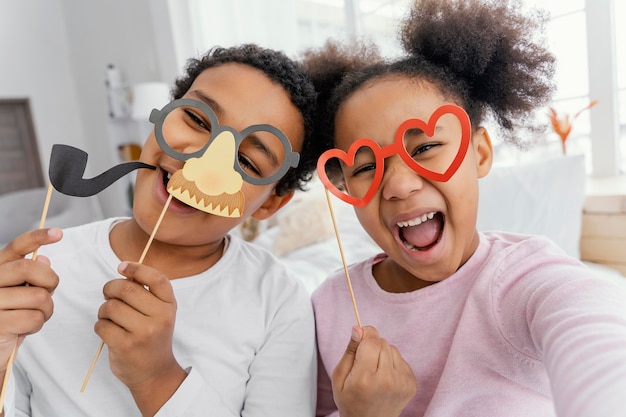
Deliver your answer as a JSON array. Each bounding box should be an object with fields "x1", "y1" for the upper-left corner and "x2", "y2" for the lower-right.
[
  {"x1": 171, "y1": 44, "x2": 318, "y2": 196},
  {"x1": 301, "y1": 39, "x2": 384, "y2": 170},
  {"x1": 303, "y1": 0, "x2": 556, "y2": 155}
]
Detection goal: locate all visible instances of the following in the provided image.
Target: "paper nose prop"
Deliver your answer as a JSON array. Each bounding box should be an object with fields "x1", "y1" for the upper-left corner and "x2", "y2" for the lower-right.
[
  {"x1": 49, "y1": 144, "x2": 155, "y2": 197},
  {"x1": 166, "y1": 130, "x2": 245, "y2": 218}
]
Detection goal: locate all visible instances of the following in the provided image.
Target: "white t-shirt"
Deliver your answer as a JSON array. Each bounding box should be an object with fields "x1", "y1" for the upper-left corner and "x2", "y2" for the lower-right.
[{"x1": 11, "y1": 218, "x2": 316, "y2": 417}]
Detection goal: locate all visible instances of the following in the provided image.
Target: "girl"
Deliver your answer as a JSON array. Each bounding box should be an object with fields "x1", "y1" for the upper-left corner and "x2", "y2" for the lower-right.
[
  {"x1": 1, "y1": 44, "x2": 318, "y2": 416},
  {"x1": 304, "y1": 1, "x2": 626, "y2": 416}
]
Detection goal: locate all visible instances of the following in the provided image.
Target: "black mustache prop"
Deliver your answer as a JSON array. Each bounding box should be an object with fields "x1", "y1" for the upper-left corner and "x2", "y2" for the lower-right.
[{"x1": 49, "y1": 144, "x2": 155, "y2": 197}]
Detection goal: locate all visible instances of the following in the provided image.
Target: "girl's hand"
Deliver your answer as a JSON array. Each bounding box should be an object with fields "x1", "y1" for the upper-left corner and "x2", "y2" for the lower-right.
[
  {"x1": 95, "y1": 261, "x2": 187, "y2": 416},
  {"x1": 0, "y1": 228, "x2": 62, "y2": 371},
  {"x1": 332, "y1": 326, "x2": 417, "y2": 417}
]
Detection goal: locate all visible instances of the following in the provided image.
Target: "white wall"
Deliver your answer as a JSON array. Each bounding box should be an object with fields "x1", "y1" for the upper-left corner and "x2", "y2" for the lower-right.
[
  {"x1": 0, "y1": 1, "x2": 86, "y2": 181},
  {"x1": 0, "y1": 0, "x2": 185, "y2": 217}
]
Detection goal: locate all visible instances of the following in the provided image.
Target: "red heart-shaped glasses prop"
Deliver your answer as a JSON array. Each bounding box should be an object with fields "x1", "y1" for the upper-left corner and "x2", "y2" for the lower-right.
[{"x1": 317, "y1": 104, "x2": 471, "y2": 207}]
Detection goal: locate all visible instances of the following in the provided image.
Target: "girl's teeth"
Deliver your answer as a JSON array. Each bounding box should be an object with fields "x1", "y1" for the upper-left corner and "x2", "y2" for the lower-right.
[{"x1": 397, "y1": 211, "x2": 437, "y2": 228}]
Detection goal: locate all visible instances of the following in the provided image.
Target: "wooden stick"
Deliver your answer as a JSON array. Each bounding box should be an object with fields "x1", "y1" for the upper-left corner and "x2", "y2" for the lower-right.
[
  {"x1": 81, "y1": 194, "x2": 173, "y2": 392},
  {"x1": 0, "y1": 184, "x2": 54, "y2": 409},
  {"x1": 31, "y1": 184, "x2": 54, "y2": 261},
  {"x1": 324, "y1": 188, "x2": 362, "y2": 327},
  {"x1": 79, "y1": 340, "x2": 104, "y2": 393},
  {"x1": 0, "y1": 344, "x2": 17, "y2": 412},
  {"x1": 138, "y1": 194, "x2": 172, "y2": 264}
]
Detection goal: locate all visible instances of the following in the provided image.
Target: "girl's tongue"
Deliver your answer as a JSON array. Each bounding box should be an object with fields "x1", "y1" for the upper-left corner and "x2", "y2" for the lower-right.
[{"x1": 400, "y1": 213, "x2": 443, "y2": 250}]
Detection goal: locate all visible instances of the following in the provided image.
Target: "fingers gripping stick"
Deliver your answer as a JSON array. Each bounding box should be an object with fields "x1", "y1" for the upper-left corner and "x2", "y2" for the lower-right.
[
  {"x1": 0, "y1": 184, "x2": 54, "y2": 410},
  {"x1": 80, "y1": 194, "x2": 174, "y2": 392}
]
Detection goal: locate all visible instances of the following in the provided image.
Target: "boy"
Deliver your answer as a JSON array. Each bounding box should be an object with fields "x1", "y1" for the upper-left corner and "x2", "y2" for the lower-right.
[{"x1": 0, "y1": 44, "x2": 318, "y2": 416}]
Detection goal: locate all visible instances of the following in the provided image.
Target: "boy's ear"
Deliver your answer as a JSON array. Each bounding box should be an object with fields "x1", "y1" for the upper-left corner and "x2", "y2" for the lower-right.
[
  {"x1": 473, "y1": 127, "x2": 493, "y2": 178},
  {"x1": 251, "y1": 189, "x2": 295, "y2": 220}
]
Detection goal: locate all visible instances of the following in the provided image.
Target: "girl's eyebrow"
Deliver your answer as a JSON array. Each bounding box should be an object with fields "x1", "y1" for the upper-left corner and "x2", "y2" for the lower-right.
[
  {"x1": 405, "y1": 127, "x2": 425, "y2": 137},
  {"x1": 354, "y1": 146, "x2": 373, "y2": 158},
  {"x1": 188, "y1": 90, "x2": 224, "y2": 116},
  {"x1": 404, "y1": 125, "x2": 443, "y2": 138}
]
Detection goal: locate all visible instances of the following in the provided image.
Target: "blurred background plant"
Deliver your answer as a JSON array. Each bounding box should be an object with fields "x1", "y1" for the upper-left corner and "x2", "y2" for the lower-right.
[{"x1": 549, "y1": 100, "x2": 598, "y2": 154}]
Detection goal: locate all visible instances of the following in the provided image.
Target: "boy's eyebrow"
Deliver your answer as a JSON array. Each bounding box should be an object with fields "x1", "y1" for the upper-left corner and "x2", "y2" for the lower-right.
[
  {"x1": 247, "y1": 134, "x2": 280, "y2": 167},
  {"x1": 188, "y1": 90, "x2": 224, "y2": 116},
  {"x1": 188, "y1": 89, "x2": 281, "y2": 167}
]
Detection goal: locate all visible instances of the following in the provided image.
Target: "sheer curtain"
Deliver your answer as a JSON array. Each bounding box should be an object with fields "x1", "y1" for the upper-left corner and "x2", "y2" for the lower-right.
[
  {"x1": 189, "y1": 0, "x2": 300, "y2": 57},
  {"x1": 178, "y1": 0, "x2": 624, "y2": 174},
  {"x1": 616, "y1": 0, "x2": 626, "y2": 173},
  {"x1": 185, "y1": 0, "x2": 410, "y2": 58}
]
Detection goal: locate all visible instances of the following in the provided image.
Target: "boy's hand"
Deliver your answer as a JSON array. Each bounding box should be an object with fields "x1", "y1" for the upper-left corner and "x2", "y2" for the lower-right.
[
  {"x1": 0, "y1": 228, "x2": 62, "y2": 371},
  {"x1": 95, "y1": 261, "x2": 187, "y2": 416},
  {"x1": 332, "y1": 325, "x2": 417, "y2": 417}
]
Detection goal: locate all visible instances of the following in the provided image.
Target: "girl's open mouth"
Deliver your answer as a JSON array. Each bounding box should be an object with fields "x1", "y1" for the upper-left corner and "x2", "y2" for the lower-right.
[{"x1": 397, "y1": 211, "x2": 444, "y2": 251}]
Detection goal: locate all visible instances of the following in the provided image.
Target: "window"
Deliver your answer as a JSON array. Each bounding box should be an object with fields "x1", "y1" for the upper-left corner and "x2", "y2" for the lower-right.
[
  {"x1": 0, "y1": 99, "x2": 44, "y2": 195},
  {"x1": 185, "y1": 0, "x2": 624, "y2": 176},
  {"x1": 493, "y1": 1, "x2": 593, "y2": 168},
  {"x1": 615, "y1": 0, "x2": 626, "y2": 173},
  {"x1": 188, "y1": 0, "x2": 412, "y2": 59}
]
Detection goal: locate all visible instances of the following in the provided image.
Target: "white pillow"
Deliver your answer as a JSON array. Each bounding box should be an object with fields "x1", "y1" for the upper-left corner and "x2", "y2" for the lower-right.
[
  {"x1": 477, "y1": 154, "x2": 586, "y2": 259},
  {"x1": 250, "y1": 177, "x2": 380, "y2": 293},
  {"x1": 271, "y1": 183, "x2": 335, "y2": 257}
]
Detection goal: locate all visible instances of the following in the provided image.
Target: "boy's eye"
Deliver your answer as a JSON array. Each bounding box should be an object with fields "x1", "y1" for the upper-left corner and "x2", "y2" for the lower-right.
[
  {"x1": 184, "y1": 109, "x2": 211, "y2": 132},
  {"x1": 238, "y1": 153, "x2": 262, "y2": 177},
  {"x1": 160, "y1": 106, "x2": 214, "y2": 153},
  {"x1": 237, "y1": 133, "x2": 285, "y2": 180}
]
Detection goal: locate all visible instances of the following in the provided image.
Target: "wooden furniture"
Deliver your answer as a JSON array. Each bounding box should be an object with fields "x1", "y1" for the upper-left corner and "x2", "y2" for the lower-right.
[{"x1": 580, "y1": 176, "x2": 626, "y2": 277}]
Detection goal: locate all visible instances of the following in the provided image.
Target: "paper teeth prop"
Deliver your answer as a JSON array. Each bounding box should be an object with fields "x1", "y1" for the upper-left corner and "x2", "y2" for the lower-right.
[{"x1": 166, "y1": 130, "x2": 245, "y2": 218}]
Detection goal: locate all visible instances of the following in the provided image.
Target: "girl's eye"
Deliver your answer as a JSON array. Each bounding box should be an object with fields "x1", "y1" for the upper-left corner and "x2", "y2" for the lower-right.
[
  {"x1": 351, "y1": 163, "x2": 376, "y2": 177},
  {"x1": 184, "y1": 109, "x2": 211, "y2": 132},
  {"x1": 238, "y1": 154, "x2": 261, "y2": 177}
]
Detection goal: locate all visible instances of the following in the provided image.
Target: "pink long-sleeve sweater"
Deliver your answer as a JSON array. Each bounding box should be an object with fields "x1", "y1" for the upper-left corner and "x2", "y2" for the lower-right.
[{"x1": 312, "y1": 231, "x2": 626, "y2": 417}]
